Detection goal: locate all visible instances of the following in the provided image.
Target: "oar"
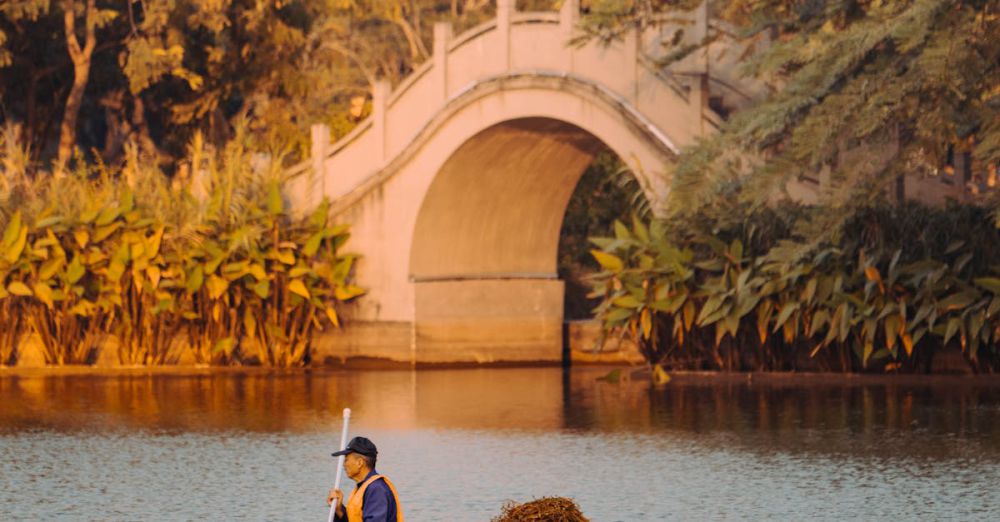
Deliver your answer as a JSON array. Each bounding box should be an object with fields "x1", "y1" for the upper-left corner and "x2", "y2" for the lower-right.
[{"x1": 327, "y1": 408, "x2": 352, "y2": 522}]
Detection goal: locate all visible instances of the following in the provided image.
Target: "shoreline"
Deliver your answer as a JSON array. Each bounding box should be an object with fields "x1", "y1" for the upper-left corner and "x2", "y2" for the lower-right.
[{"x1": 3, "y1": 363, "x2": 1000, "y2": 386}]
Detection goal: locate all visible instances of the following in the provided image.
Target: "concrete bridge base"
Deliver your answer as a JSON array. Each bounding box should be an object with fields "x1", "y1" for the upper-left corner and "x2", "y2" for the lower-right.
[
  {"x1": 310, "y1": 315, "x2": 648, "y2": 367},
  {"x1": 311, "y1": 279, "x2": 565, "y2": 365}
]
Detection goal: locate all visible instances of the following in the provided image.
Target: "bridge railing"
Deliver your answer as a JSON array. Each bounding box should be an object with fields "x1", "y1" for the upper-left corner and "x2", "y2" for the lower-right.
[{"x1": 286, "y1": 0, "x2": 747, "y2": 213}]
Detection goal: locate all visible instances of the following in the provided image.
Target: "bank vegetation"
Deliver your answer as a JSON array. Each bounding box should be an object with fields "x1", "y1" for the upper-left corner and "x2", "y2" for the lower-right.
[{"x1": 0, "y1": 127, "x2": 361, "y2": 367}]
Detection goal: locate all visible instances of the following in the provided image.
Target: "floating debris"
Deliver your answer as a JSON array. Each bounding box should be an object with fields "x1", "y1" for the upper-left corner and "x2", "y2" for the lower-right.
[{"x1": 492, "y1": 497, "x2": 589, "y2": 522}]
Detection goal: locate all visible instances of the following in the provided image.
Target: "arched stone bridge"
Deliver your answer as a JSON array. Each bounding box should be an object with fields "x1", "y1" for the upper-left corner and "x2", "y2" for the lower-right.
[{"x1": 287, "y1": 0, "x2": 763, "y2": 364}]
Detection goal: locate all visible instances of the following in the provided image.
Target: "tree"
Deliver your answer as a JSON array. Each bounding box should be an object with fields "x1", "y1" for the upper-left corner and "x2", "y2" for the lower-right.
[
  {"x1": 1, "y1": 1, "x2": 123, "y2": 172},
  {"x1": 0, "y1": 0, "x2": 521, "y2": 169},
  {"x1": 579, "y1": 0, "x2": 1000, "y2": 242}
]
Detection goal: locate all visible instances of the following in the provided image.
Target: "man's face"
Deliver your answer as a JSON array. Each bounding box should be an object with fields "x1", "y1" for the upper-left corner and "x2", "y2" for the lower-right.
[{"x1": 343, "y1": 452, "x2": 366, "y2": 479}]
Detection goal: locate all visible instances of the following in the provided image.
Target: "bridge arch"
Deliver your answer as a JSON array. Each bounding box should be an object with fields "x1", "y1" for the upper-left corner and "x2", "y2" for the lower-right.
[
  {"x1": 407, "y1": 75, "x2": 680, "y2": 282},
  {"x1": 410, "y1": 116, "x2": 606, "y2": 281}
]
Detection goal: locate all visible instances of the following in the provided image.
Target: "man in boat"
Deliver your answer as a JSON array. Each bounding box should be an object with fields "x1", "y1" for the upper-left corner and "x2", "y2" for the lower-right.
[{"x1": 327, "y1": 436, "x2": 403, "y2": 522}]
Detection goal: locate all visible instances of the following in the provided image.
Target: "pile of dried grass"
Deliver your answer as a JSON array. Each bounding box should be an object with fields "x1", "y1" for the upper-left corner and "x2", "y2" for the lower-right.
[{"x1": 491, "y1": 497, "x2": 589, "y2": 522}]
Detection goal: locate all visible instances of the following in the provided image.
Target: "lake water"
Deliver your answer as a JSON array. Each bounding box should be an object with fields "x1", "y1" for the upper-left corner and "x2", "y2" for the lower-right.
[{"x1": 2, "y1": 368, "x2": 1000, "y2": 521}]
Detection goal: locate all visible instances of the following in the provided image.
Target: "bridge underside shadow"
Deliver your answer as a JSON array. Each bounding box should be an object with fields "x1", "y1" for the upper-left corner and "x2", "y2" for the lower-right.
[{"x1": 410, "y1": 117, "x2": 605, "y2": 362}]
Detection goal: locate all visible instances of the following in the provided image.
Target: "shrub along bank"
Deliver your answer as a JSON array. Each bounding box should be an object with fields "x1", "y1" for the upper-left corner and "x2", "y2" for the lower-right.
[
  {"x1": 589, "y1": 202, "x2": 1000, "y2": 373},
  {"x1": 0, "y1": 135, "x2": 362, "y2": 367}
]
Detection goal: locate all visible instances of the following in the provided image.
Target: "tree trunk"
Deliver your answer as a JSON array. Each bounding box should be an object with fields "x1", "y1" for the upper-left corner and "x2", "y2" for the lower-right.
[{"x1": 56, "y1": 0, "x2": 97, "y2": 175}]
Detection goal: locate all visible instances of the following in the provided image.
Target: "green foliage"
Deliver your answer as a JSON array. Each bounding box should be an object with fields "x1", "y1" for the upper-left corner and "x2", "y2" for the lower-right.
[
  {"x1": 0, "y1": 126, "x2": 362, "y2": 367},
  {"x1": 589, "y1": 202, "x2": 1000, "y2": 372}
]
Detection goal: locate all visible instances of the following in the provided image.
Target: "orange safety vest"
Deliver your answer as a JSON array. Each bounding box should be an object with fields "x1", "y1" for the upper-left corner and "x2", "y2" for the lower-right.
[{"x1": 345, "y1": 474, "x2": 403, "y2": 522}]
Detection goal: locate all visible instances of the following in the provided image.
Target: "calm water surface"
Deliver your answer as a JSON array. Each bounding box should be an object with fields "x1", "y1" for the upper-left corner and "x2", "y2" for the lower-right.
[{"x1": 2, "y1": 368, "x2": 1000, "y2": 520}]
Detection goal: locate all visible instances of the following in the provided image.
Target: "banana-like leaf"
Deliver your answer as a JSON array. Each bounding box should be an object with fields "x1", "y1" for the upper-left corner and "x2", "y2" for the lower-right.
[
  {"x1": 69, "y1": 300, "x2": 98, "y2": 317},
  {"x1": 640, "y1": 309, "x2": 653, "y2": 339},
  {"x1": 309, "y1": 199, "x2": 331, "y2": 229},
  {"x1": 74, "y1": 229, "x2": 90, "y2": 249},
  {"x1": 325, "y1": 306, "x2": 340, "y2": 327},
  {"x1": 93, "y1": 222, "x2": 122, "y2": 242},
  {"x1": 604, "y1": 307, "x2": 633, "y2": 323},
  {"x1": 7, "y1": 281, "x2": 32, "y2": 296},
  {"x1": 248, "y1": 263, "x2": 267, "y2": 281},
  {"x1": 330, "y1": 257, "x2": 354, "y2": 285},
  {"x1": 289, "y1": 266, "x2": 313, "y2": 279},
  {"x1": 33, "y1": 283, "x2": 54, "y2": 308},
  {"x1": 808, "y1": 309, "x2": 830, "y2": 338},
  {"x1": 288, "y1": 279, "x2": 311, "y2": 299},
  {"x1": 147, "y1": 266, "x2": 161, "y2": 288},
  {"x1": 728, "y1": 239, "x2": 743, "y2": 263},
  {"x1": 938, "y1": 290, "x2": 978, "y2": 312},
  {"x1": 38, "y1": 257, "x2": 65, "y2": 282},
  {"x1": 2, "y1": 224, "x2": 27, "y2": 264},
  {"x1": 944, "y1": 317, "x2": 961, "y2": 346},
  {"x1": 186, "y1": 265, "x2": 205, "y2": 293},
  {"x1": 147, "y1": 227, "x2": 165, "y2": 258},
  {"x1": 253, "y1": 279, "x2": 270, "y2": 298},
  {"x1": 884, "y1": 314, "x2": 901, "y2": 350},
  {"x1": 772, "y1": 302, "x2": 800, "y2": 333},
  {"x1": 613, "y1": 220, "x2": 631, "y2": 240},
  {"x1": 205, "y1": 253, "x2": 226, "y2": 274},
  {"x1": 276, "y1": 250, "x2": 296, "y2": 265},
  {"x1": 333, "y1": 285, "x2": 365, "y2": 301},
  {"x1": 901, "y1": 332, "x2": 914, "y2": 356},
  {"x1": 107, "y1": 258, "x2": 126, "y2": 282},
  {"x1": 631, "y1": 216, "x2": 649, "y2": 243},
  {"x1": 212, "y1": 337, "x2": 235, "y2": 355},
  {"x1": 206, "y1": 275, "x2": 229, "y2": 300},
  {"x1": 94, "y1": 206, "x2": 121, "y2": 227},
  {"x1": 591, "y1": 250, "x2": 624, "y2": 272},
  {"x1": 302, "y1": 231, "x2": 325, "y2": 257},
  {"x1": 129, "y1": 241, "x2": 146, "y2": 261},
  {"x1": 612, "y1": 295, "x2": 643, "y2": 309},
  {"x1": 682, "y1": 300, "x2": 696, "y2": 331},
  {"x1": 974, "y1": 277, "x2": 1000, "y2": 294},
  {"x1": 2, "y1": 211, "x2": 23, "y2": 247}
]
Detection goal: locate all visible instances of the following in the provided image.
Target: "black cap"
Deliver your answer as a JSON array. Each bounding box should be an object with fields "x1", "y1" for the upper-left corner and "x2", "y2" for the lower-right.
[{"x1": 331, "y1": 436, "x2": 378, "y2": 458}]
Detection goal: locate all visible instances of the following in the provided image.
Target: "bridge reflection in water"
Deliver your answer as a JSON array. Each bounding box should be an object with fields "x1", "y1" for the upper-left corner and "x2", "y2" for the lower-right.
[{"x1": 3, "y1": 369, "x2": 1000, "y2": 450}]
